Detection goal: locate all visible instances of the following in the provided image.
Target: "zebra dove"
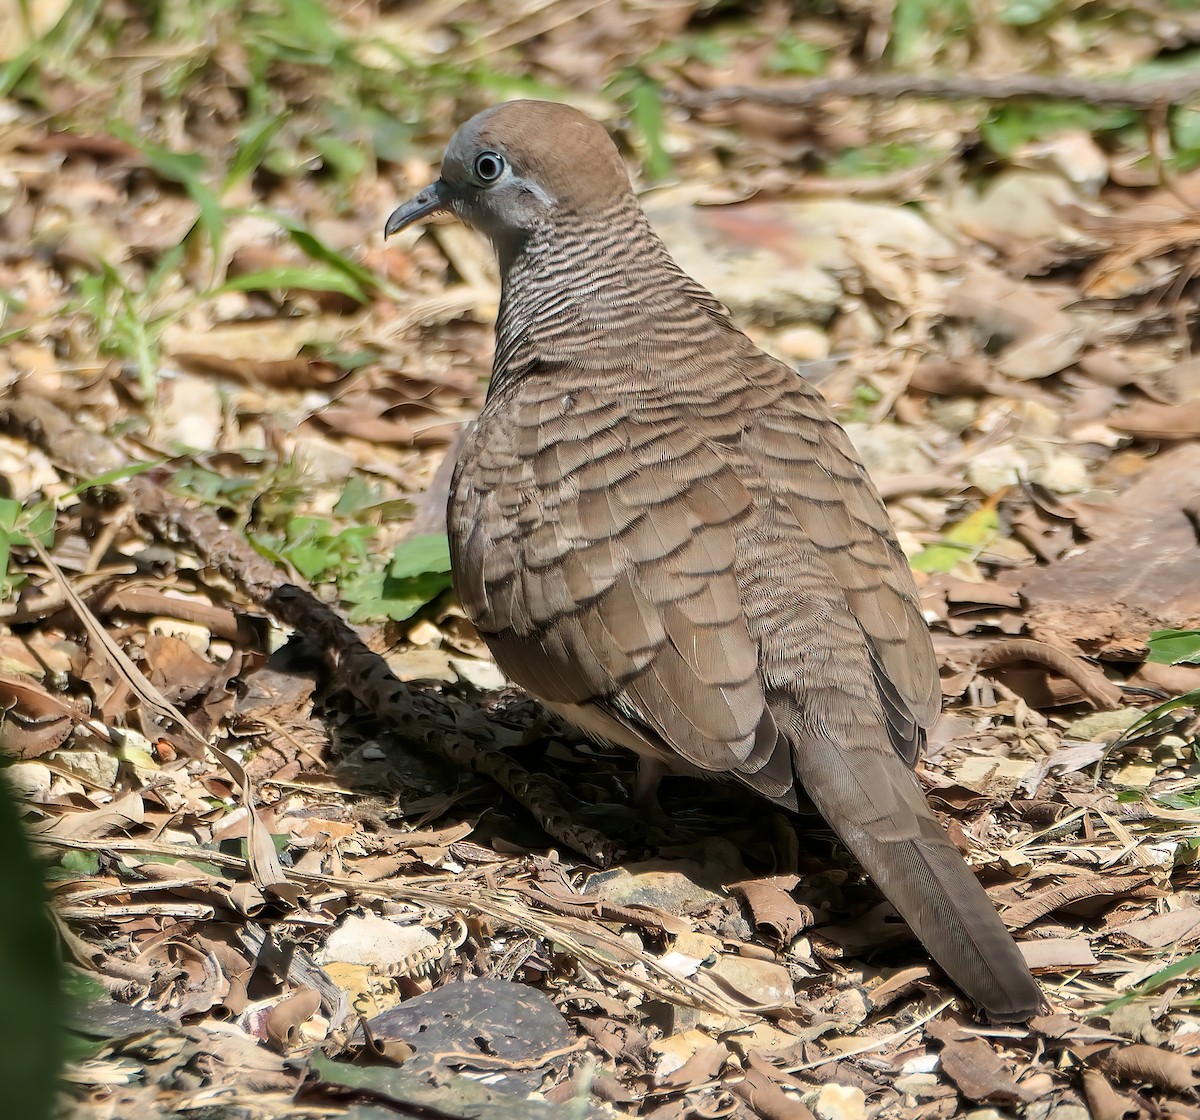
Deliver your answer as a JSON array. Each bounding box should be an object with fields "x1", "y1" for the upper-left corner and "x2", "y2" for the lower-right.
[{"x1": 384, "y1": 100, "x2": 1043, "y2": 1020}]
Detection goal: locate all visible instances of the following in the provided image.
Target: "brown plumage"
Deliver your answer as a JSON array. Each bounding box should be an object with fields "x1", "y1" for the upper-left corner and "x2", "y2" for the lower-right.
[{"x1": 385, "y1": 100, "x2": 1043, "y2": 1021}]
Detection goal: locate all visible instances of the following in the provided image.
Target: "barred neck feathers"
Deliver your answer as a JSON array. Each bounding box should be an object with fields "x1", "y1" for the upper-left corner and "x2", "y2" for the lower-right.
[
  {"x1": 492, "y1": 200, "x2": 731, "y2": 383},
  {"x1": 381, "y1": 100, "x2": 731, "y2": 391}
]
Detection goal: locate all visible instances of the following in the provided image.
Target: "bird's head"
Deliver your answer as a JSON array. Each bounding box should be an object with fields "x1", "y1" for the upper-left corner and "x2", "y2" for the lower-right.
[{"x1": 384, "y1": 100, "x2": 633, "y2": 259}]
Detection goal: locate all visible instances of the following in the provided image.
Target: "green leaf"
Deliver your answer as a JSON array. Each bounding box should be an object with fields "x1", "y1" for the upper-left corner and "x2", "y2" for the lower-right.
[
  {"x1": 998, "y1": 0, "x2": 1060, "y2": 25},
  {"x1": 1089, "y1": 950, "x2": 1200, "y2": 1018},
  {"x1": 1128, "y1": 48, "x2": 1200, "y2": 83},
  {"x1": 59, "y1": 850, "x2": 101, "y2": 876},
  {"x1": 210, "y1": 267, "x2": 365, "y2": 300},
  {"x1": 342, "y1": 576, "x2": 421, "y2": 623},
  {"x1": 70, "y1": 259, "x2": 164, "y2": 395},
  {"x1": 981, "y1": 103, "x2": 1137, "y2": 158},
  {"x1": 824, "y1": 142, "x2": 932, "y2": 179},
  {"x1": 389, "y1": 534, "x2": 452, "y2": 580},
  {"x1": 23, "y1": 503, "x2": 55, "y2": 547},
  {"x1": 0, "y1": 496, "x2": 56, "y2": 597},
  {"x1": 343, "y1": 563, "x2": 453, "y2": 624},
  {"x1": 311, "y1": 132, "x2": 368, "y2": 181},
  {"x1": 287, "y1": 541, "x2": 340, "y2": 581},
  {"x1": 767, "y1": 35, "x2": 826, "y2": 76},
  {"x1": 264, "y1": 0, "x2": 341, "y2": 55},
  {"x1": 363, "y1": 105, "x2": 419, "y2": 164},
  {"x1": 0, "y1": 498, "x2": 21, "y2": 533},
  {"x1": 225, "y1": 115, "x2": 285, "y2": 190},
  {"x1": 623, "y1": 75, "x2": 673, "y2": 181},
  {"x1": 891, "y1": 0, "x2": 971, "y2": 66},
  {"x1": 217, "y1": 833, "x2": 290, "y2": 860},
  {"x1": 1148, "y1": 629, "x2": 1200, "y2": 666},
  {"x1": 266, "y1": 211, "x2": 384, "y2": 295},
  {"x1": 1119, "y1": 689, "x2": 1200, "y2": 743},
  {"x1": 0, "y1": 46, "x2": 36, "y2": 99},
  {"x1": 275, "y1": 517, "x2": 374, "y2": 582},
  {"x1": 1172, "y1": 107, "x2": 1200, "y2": 170},
  {"x1": 333, "y1": 476, "x2": 384, "y2": 518},
  {"x1": 910, "y1": 504, "x2": 1001, "y2": 573},
  {"x1": 107, "y1": 122, "x2": 225, "y2": 255},
  {"x1": 1154, "y1": 787, "x2": 1200, "y2": 811},
  {"x1": 676, "y1": 31, "x2": 732, "y2": 67},
  {"x1": 312, "y1": 345, "x2": 380, "y2": 372},
  {"x1": 62, "y1": 459, "x2": 163, "y2": 499}
]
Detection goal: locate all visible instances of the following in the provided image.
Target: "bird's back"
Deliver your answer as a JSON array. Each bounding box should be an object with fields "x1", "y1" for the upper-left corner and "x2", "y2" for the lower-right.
[{"x1": 450, "y1": 254, "x2": 930, "y2": 784}]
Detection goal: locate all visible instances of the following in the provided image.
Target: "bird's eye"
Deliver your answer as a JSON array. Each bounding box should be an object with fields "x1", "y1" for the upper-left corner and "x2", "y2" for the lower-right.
[{"x1": 474, "y1": 150, "x2": 505, "y2": 183}]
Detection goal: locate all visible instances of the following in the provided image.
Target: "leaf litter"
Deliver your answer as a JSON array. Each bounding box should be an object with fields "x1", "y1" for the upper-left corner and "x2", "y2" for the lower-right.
[{"x1": 3, "y1": 1, "x2": 1200, "y2": 1117}]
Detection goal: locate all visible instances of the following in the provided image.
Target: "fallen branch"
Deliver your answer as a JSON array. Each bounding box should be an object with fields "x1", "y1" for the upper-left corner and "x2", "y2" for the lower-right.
[
  {"x1": 977, "y1": 638, "x2": 1123, "y2": 711},
  {"x1": 678, "y1": 72, "x2": 1200, "y2": 111},
  {"x1": 3, "y1": 389, "x2": 615, "y2": 866},
  {"x1": 265, "y1": 584, "x2": 616, "y2": 866}
]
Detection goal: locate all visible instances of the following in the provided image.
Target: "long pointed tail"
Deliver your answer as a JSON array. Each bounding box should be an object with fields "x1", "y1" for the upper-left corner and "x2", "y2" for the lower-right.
[
  {"x1": 859, "y1": 825, "x2": 1043, "y2": 1020},
  {"x1": 789, "y1": 730, "x2": 1043, "y2": 1020}
]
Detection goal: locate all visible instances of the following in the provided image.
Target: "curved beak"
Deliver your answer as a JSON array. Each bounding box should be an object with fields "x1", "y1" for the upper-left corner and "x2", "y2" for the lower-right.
[{"x1": 384, "y1": 180, "x2": 450, "y2": 238}]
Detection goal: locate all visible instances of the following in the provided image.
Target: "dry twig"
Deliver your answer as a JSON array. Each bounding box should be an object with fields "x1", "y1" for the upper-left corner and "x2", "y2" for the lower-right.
[
  {"x1": 679, "y1": 73, "x2": 1200, "y2": 111},
  {"x1": 3, "y1": 390, "x2": 616, "y2": 865}
]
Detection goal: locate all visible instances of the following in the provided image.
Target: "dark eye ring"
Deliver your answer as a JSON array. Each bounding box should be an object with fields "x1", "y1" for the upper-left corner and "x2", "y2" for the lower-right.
[{"x1": 474, "y1": 150, "x2": 505, "y2": 183}]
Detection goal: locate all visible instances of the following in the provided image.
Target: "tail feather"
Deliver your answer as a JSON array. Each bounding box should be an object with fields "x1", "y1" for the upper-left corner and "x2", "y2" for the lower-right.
[
  {"x1": 781, "y1": 710, "x2": 1043, "y2": 1021},
  {"x1": 862, "y1": 829, "x2": 1042, "y2": 1020}
]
